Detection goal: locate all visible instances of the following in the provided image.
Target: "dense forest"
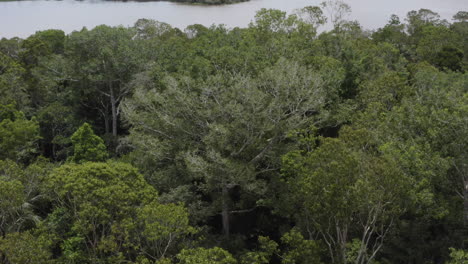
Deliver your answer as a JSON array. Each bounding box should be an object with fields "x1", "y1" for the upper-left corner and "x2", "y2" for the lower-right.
[{"x1": 0, "y1": 1, "x2": 467, "y2": 263}]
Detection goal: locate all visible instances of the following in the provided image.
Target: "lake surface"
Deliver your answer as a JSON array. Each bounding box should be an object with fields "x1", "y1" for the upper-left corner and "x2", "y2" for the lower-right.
[{"x1": 0, "y1": 0, "x2": 466, "y2": 38}]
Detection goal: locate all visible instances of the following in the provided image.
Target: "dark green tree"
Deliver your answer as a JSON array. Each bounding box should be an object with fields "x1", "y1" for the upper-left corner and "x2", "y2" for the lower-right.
[
  {"x1": 43, "y1": 161, "x2": 193, "y2": 262},
  {"x1": 0, "y1": 104, "x2": 40, "y2": 162},
  {"x1": 66, "y1": 25, "x2": 143, "y2": 137},
  {"x1": 70, "y1": 123, "x2": 107, "y2": 163}
]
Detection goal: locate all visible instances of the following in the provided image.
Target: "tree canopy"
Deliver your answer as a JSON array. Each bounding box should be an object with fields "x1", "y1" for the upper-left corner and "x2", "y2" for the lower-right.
[{"x1": 0, "y1": 2, "x2": 467, "y2": 263}]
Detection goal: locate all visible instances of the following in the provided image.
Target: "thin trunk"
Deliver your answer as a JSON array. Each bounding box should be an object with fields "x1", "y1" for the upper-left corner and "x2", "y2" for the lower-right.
[
  {"x1": 464, "y1": 180, "x2": 468, "y2": 227},
  {"x1": 52, "y1": 143, "x2": 56, "y2": 161},
  {"x1": 336, "y1": 223, "x2": 348, "y2": 264},
  {"x1": 222, "y1": 185, "x2": 230, "y2": 238},
  {"x1": 0, "y1": 254, "x2": 8, "y2": 264},
  {"x1": 110, "y1": 82, "x2": 117, "y2": 137},
  {"x1": 463, "y1": 180, "x2": 468, "y2": 249}
]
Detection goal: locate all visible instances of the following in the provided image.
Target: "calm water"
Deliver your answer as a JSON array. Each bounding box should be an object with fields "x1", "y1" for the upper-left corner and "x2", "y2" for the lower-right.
[{"x1": 0, "y1": 0, "x2": 466, "y2": 38}]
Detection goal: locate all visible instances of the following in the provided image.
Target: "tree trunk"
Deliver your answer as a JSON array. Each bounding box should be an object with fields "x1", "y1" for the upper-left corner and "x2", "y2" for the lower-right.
[
  {"x1": 222, "y1": 185, "x2": 230, "y2": 238},
  {"x1": 110, "y1": 82, "x2": 118, "y2": 137},
  {"x1": 464, "y1": 180, "x2": 468, "y2": 227},
  {"x1": 104, "y1": 114, "x2": 110, "y2": 135},
  {"x1": 52, "y1": 142, "x2": 56, "y2": 161},
  {"x1": 336, "y1": 224, "x2": 348, "y2": 264}
]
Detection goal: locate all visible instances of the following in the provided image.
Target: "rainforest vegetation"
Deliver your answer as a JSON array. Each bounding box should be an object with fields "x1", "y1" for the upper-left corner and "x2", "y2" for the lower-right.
[{"x1": 0, "y1": 1, "x2": 467, "y2": 263}]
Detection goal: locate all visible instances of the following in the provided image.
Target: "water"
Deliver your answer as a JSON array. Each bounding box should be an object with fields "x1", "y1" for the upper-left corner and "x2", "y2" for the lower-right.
[{"x1": 0, "y1": 0, "x2": 466, "y2": 38}]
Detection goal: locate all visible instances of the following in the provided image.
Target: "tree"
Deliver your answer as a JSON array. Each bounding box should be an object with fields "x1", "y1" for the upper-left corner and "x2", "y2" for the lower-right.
[
  {"x1": 0, "y1": 104, "x2": 40, "y2": 162},
  {"x1": 320, "y1": 0, "x2": 352, "y2": 31},
  {"x1": 405, "y1": 9, "x2": 444, "y2": 37},
  {"x1": 251, "y1": 9, "x2": 301, "y2": 35},
  {"x1": 43, "y1": 161, "x2": 192, "y2": 262},
  {"x1": 177, "y1": 247, "x2": 237, "y2": 264},
  {"x1": 282, "y1": 127, "x2": 408, "y2": 264},
  {"x1": 295, "y1": 6, "x2": 327, "y2": 29},
  {"x1": 136, "y1": 201, "x2": 196, "y2": 261},
  {"x1": 134, "y1": 19, "x2": 174, "y2": 40},
  {"x1": 18, "y1": 30, "x2": 66, "y2": 109},
  {"x1": 37, "y1": 102, "x2": 78, "y2": 161},
  {"x1": 70, "y1": 123, "x2": 107, "y2": 163},
  {"x1": 0, "y1": 162, "x2": 27, "y2": 237},
  {"x1": 279, "y1": 228, "x2": 322, "y2": 264},
  {"x1": 66, "y1": 25, "x2": 143, "y2": 137},
  {"x1": 414, "y1": 25, "x2": 461, "y2": 66},
  {"x1": 450, "y1": 12, "x2": 468, "y2": 71},
  {"x1": 433, "y1": 46, "x2": 464, "y2": 71},
  {"x1": 453, "y1": 11, "x2": 468, "y2": 23},
  {"x1": 0, "y1": 52, "x2": 29, "y2": 110},
  {"x1": 240, "y1": 229, "x2": 322, "y2": 264},
  {"x1": 352, "y1": 63, "x2": 467, "y2": 262},
  {"x1": 0, "y1": 231, "x2": 52, "y2": 264},
  {"x1": 372, "y1": 15, "x2": 408, "y2": 52},
  {"x1": 0, "y1": 159, "x2": 49, "y2": 237},
  {"x1": 446, "y1": 248, "x2": 468, "y2": 264},
  {"x1": 240, "y1": 236, "x2": 279, "y2": 264},
  {"x1": 357, "y1": 71, "x2": 410, "y2": 110},
  {"x1": 122, "y1": 58, "x2": 336, "y2": 238}
]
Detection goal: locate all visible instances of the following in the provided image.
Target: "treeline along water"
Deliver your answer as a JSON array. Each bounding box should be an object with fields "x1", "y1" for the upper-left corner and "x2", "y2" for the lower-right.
[{"x1": 0, "y1": 0, "x2": 466, "y2": 38}]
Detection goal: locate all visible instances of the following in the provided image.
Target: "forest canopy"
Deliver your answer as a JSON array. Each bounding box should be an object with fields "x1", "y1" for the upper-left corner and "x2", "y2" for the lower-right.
[{"x1": 0, "y1": 1, "x2": 467, "y2": 263}]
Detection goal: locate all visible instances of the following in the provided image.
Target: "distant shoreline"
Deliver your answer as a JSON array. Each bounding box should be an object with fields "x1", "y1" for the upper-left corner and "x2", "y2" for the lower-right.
[
  {"x1": 0, "y1": 0, "x2": 250, "y2": 4},
  {"x1": 104, "y1": 0, "x2": 249, "y2": 4}
]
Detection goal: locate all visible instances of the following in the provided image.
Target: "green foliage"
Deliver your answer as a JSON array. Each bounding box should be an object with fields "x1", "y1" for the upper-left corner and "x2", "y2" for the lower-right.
[
  {"x1": 66, "y1": 25, "x2": 143, "y2": 137},
  {"x1": 357, "y1": 71, "x2": 409, "y2": 110},
  {"x1": 352, "y1": 62, "x2": 467, "y2": 263},
  {"x1": 70, "y1": 123, "x2": 107, "y2": 163},
  {"x1": 0, "y1": 158, "x2": 53, "y2": 236},
  {"x1": 446, "y1": 248, "x2": 468, "y2": 264},
  {"x1": 0, "y1": 174, "x2": 25, "y2": 235},
  {"x1": 43, "y1": 161, "x2": 192, "y2": 262},
  {"x1": 0, "y1": 5, "x2": 467, "y2": 264},
  {"x1": 0, "y1": 52, "x2": 29, "y2": 109},
  {"x1": 0, "y1": 231, "x2": 53, "y2": 264},
  {"x1": 405, "y1": 8, "x2": 444, "y2": 38},
  {"x1": 137, "y1": 201, "x2": 196, "y2": 259},
  {"x1": 433, "y1": 46, "x2": 464, "y2": 71},
  {"x1": 453, "y1": 11, "x2": 468, "y2": 22},
  {"x1": 37, "y1": 102, "x2": 77, "y2": 160},
  {"x1": 32, "y1": 29, "x2": 65, "y2": 55},
  {"x1": 240, "y1": 230, "x2": 322, "y2": 264},
  {"x1": 122, "y1": 58, "x2": 335, "y2": 238},
  {"x1": 282, "y1": 127, "x2": 408, "y2": 263},
  {"x1": 177, "y1": 247, "x2": 237, "y2": 264},
  {"x1": 280, "y1": 229, "x2": 322, "y2": 264},
  {"x1": 372, "y1": 15, "x2": 407, "y2": 50},
  {"x1": 0, "y1": 104, "x2": 40, "y2": 162},
  {"x1": 240, "y1": 236, "x2": 278, "y2": 264}
]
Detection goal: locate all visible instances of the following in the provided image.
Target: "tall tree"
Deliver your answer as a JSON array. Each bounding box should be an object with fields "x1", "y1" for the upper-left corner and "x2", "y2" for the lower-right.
[
  {"x1": 66, "y1": 25, "x2": 142, "y2": 137},
  {"x1": 282, "y1": 127, "x2": 409, "y2": 264},
  {"x1": 122, "y1": 58, "x2": 338, "y2": 238}
]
